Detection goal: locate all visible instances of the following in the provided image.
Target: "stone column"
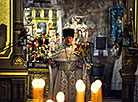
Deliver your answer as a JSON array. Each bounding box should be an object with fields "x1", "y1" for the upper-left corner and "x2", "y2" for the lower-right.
[{"x1": 13, "y1": 0, "x2": 24, "y2": 56}]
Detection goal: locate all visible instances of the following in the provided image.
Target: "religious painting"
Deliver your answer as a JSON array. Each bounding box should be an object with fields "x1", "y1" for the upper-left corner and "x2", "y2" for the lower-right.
[
  {"x1": 37, "y1": 22, "x2": 47, "y2": 34},
  {"x1": 122, "y1": 35, "x2": 131, "y2": 47},
  {"x1": 96, "y1": 36, "x2": 106, "y2": 50},
  {"x1": 64, "y1": 16, "x2": 88, "y2": 42},
  {"x1": 0, "y1": 24, "x2": 7, "y2": 50},
  {"x1": 27, "y1": 9, "x2": 32, "y2": 17},
  {"x1": 23, "y1": 8, "x2": 61, "y2": 62},
  {"x1": 52, "y1": 10, "x2": 57, "y2": 19},
  {"x1": 24, "y1": 8, "x2": 33, "y2": 25},
  {"x1": 109, "y1": 6, "x2": 123, "y2": 42},
  {"x1": 35, "y1": 9, "x2": 41, "y2": 18},
  {"x1": 0, "y1": 0, "x2": 13, "y2": 59},
  {"x1": 44, "y1": 9, "x2": 49, "y2": 18},
  {"x1": 53, "y1": 20, "x2": 57, "y2": 27},
  {"x1": 93, "y1": 36, "x2": 108, "y2": 56},
  {"x1": 24, "y1": 25, "x2": 33, "y2": 36}
]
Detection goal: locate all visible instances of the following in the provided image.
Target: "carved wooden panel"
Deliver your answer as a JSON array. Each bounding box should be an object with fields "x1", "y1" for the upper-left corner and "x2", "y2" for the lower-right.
[
  {"x1": 0, "y1": 78, "x2": 26, "y2": 102},
  {"x1": 121, "y1": 55, "x2": 137, "y2": 102},
  {"x1": 11, "y1": 79, "x2": 25, "y2": 102},
  {"x1": 122, "y1": 77, "x2": 135, "y2": 102},
  {"x1": 0, "y1": 79, "x2": 11, "y2": 102}
]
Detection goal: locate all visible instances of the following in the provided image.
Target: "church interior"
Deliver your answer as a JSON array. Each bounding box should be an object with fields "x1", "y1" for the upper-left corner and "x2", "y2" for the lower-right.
[{"x1": 0, "y1": 0, "x2": 138, "y2": 102}]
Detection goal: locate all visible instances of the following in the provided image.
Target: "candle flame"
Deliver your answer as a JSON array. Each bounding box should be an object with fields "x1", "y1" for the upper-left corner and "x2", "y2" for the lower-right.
[
  {"x1": 91, "y1": 79, "x2": 102, "y2": 93},
  {"x1": 56, "y1": 91, "x2": 65, "y2": 102},
  {"x1": 95, "y1": 79, "x2": 102, "y2": 88},
  {"x1": 130, "y1": 8, "x2": 132, "y2": 11},
  {"x1": 91, "y1": 82, "x2": 99, "y2": 93},
  {"x1": 32, "y1": 78, "x2": 45, "y2": 88},
  {"x1": 76, "y1": 79, "x2": 86, "y2": 92},
  {"x1": 46, "y1": 99, "x2": 54, "y2": 102}
]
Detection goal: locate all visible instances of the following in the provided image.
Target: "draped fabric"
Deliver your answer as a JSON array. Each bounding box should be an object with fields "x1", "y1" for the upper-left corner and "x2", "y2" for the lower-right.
[
  {"x1": 111, "y1": 53, "x2": 122, "y2": 90},
  {"x1": 134, "y1": 65, "x2": 138, "y2": 102},
  {"x1": 48, "y1": 43, "x2": 90, "y2": 102},
  {"x1": 53, "y1": 69, "x2": 82, "y2": 102},
  {"x1": 109, "y1": 6, "x2": 123, "y2": 42}
]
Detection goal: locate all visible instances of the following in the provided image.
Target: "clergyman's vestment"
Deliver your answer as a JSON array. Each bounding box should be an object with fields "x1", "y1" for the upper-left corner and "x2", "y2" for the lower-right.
[{"x1": 48, "y1": 43, "x2": 89, "y2": 102}]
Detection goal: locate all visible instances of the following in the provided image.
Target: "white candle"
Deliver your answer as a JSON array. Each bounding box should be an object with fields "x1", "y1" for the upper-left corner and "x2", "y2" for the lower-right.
[
  {"x1": 32, "y1": 78, "x2": 45, "y2": 102},
  {"x1": 76, "y1": 79, "x2": 86, "y2": 102},
  {"x1": 85, "y1": 30, "x2": 89, "y2": 43},
  {"x1": 91, "y1": 79, "x2": 102, "y2": 102}
]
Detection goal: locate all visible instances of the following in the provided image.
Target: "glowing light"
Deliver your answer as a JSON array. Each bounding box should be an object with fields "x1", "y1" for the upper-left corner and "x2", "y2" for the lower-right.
[
  {"x1": 130, "y1": 8, "x2": 132, "y2": 11},
  {"x1": 95, "y1": 79, "x2": 102, "y2": 88},
  {"x1": 76, "y1": 79, "x2": 86, "y2": 92},
  {"x1": 32, "y1": 78, "x2": 45, "y2": 88},
  {"x1": 91, "y1": 80, "x2": 103, "y2": 102},
  {"x1": 91, "y1": 79, "x2": 102, "y2": 93},
  {"x1": 46, "y1": 99, "x2": 54, "y2": 102},
  {"x1": 76, "y1": 79, "x2": 86, "y2": 102},
  {"x1": 56, "y1": 91, "x2": 65, "y2": 102},
  {"x1": 91, "y1": 82, "x2": 99, "y2": 93}
]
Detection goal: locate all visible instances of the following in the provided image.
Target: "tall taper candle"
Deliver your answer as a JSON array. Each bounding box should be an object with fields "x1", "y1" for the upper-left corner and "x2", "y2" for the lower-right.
[
  {"x1": 32, "y1": 78, "x2": 45, "y2": 102},
  {"x1": 76, "y1": 79, "x2": 86, "y2": 102}
]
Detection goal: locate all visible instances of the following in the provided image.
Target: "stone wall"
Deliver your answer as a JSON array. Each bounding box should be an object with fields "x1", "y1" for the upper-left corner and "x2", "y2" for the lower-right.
[{"x1": 24, "y1": 0, "x2": 119, "y2": 97}]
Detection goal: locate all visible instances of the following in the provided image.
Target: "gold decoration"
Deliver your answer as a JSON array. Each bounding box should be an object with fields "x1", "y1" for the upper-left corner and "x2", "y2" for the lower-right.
[
  {"x1": 126, "y1": 58, "x2": 133, "y2": 65},
  {"x1": 0, "y1": 0, "x2": 10, "y2": 24},
  {"x1": 13, "y1": 57, "x2": 24, "y2": 65},
  {"x1": 0, "y1": 72, "x2": 28, "y2": 75},
  {"x1": 67, "y1": 63, "x2": 71, "y2": 69}
]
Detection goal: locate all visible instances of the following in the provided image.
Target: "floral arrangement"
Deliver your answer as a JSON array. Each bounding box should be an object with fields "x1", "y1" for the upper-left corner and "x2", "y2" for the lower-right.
[{"x1": 74, "y1": 42, "x2": 90, "y2": 58}]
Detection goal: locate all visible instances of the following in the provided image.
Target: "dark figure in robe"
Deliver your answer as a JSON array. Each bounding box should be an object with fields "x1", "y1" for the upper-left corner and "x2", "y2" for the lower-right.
[{"x1": 48, "y1": 29, "x2": 90, "y2": 102}]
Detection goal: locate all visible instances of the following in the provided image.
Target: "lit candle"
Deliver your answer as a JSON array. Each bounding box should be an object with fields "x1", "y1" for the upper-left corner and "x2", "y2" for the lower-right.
[
  {"x1": 98, "y1": 87, "x2": 102, "y2": 102},
  {"x1": 91, "y1": 79, "x2": 102, "y2": 102},
  {"x1": 91, "y1": 81, "x2": 99, "y2": 102},
  {"x1": 79, "y1": 31, "x2": 82, "y2": 42},
  {"x1": 94, "y1": 80, "x2": 102, "y2": 89},
  {"x1": 56, "y1": 91, "x2": 65, "y2": 102},
  {"x1": 32, "y1": 78, "x2": 45, "y2": 102},
  {"x1": 95, "y1": 80, "x2": 102, "y2": 102},
  {"x1": 82, "y1": 32, "x2": 85, "y2": 42},
  {"x1": 85, "y1": 30, "x2": 89, "y2": 43},
  {"x1": 76, "y1": 79, "x2": 86, "y2": 102},
  {"x1": 46, "y1": 99, "x2": 54, "y2": 102}
]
